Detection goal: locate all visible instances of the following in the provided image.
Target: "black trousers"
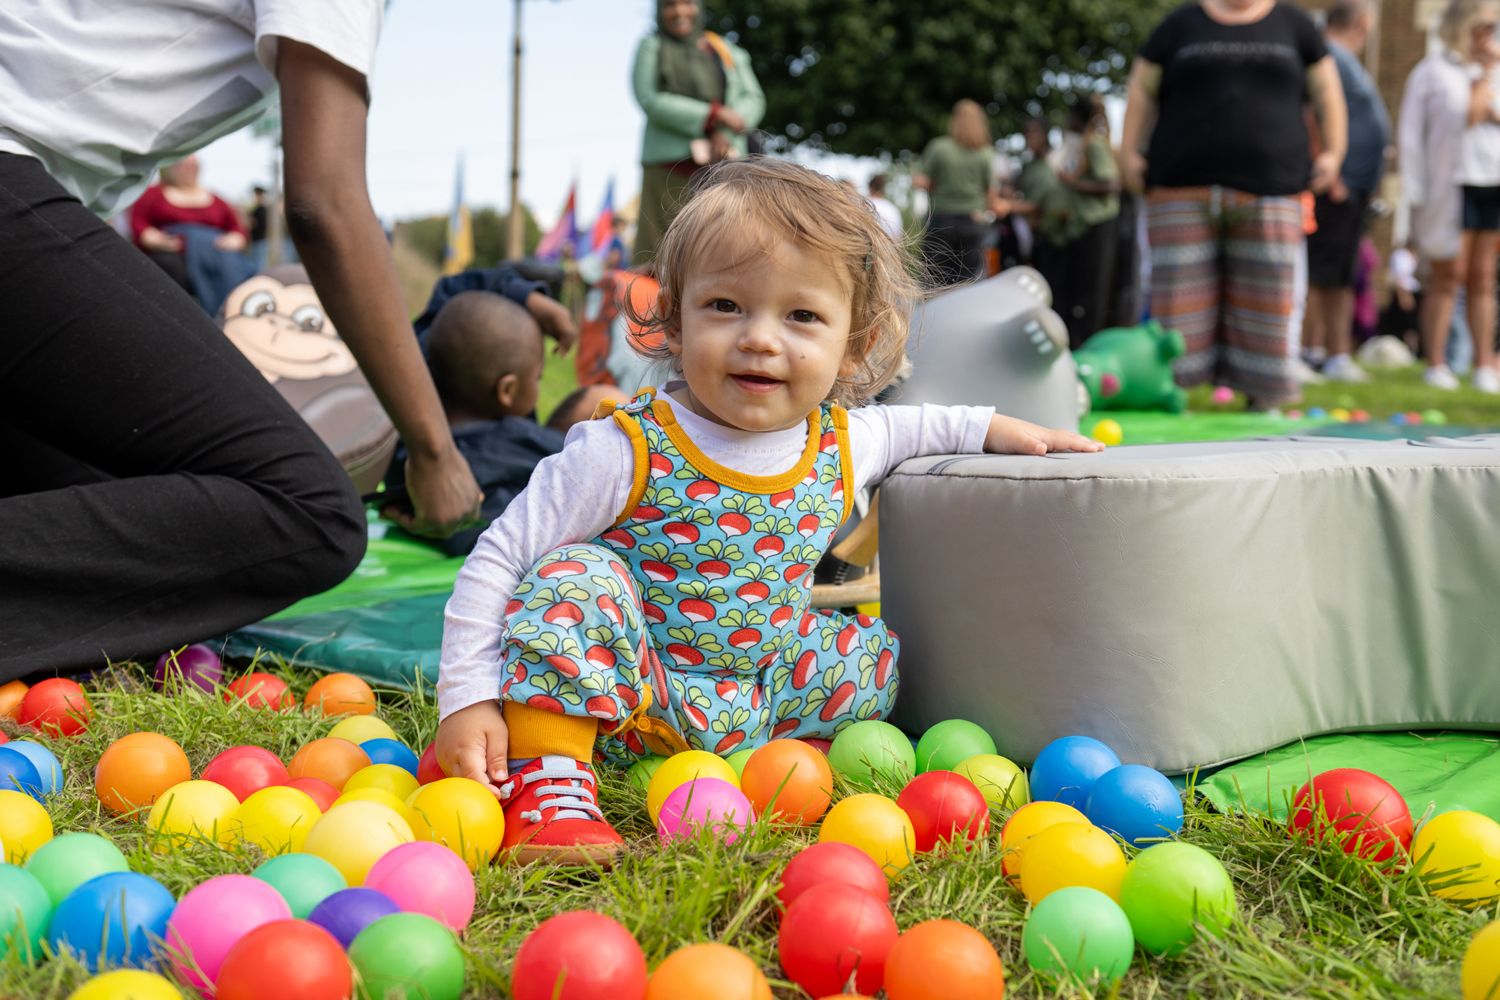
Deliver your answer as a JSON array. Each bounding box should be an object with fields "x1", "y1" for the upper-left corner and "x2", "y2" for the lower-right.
[
  {"x1": 0, "y1": 153, "x2": 366, "y2": 680},
  {"x1": 923, "y1": 212, "x2": 988, "y2": 288},
  {"x1": 1059, "y1": 217, "x2": 1119, "y2": 349}
]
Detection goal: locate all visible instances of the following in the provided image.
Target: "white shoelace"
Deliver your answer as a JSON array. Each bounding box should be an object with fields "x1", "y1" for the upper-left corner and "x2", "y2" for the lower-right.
[{"x1": 500, "y1": 754, "x2": 604, "y2": 824}]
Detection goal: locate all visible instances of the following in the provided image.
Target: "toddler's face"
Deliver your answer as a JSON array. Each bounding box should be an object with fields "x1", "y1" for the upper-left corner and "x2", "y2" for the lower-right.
[{"x1": 667, "y1": 237, "x2": 855, "y2": 433}]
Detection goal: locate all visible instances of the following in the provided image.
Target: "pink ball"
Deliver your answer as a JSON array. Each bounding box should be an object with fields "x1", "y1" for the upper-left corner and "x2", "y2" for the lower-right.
[
  {"x1": 656, "y1": 777, "x2": 754, "y2": 846},
  {"x1": 167, "y1": 874, "x2": 291, "y2": 992},
  {"x1": 1211, "y1": 386, "x2": 1234, "y2": 404},
  {"x1": 363, "y1": 841, "x2": 476, "y2": 931}
]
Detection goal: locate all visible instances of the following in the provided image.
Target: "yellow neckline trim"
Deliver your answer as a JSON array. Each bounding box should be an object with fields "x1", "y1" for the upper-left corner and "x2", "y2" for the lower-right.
[{"x1": 650, "y1": 397, "x2": 821, "y2": 494}]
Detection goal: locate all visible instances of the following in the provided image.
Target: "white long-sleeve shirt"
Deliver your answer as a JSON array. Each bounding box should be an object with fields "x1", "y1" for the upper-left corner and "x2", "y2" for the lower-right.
[{"x1": 438, "y1": 391, "x2": 994, "y2": 720}]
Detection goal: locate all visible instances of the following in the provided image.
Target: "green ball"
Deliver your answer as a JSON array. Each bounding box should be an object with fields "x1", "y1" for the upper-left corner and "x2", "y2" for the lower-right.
[
  {"x1": 1119, "y1": 842, "x2": 1236, "y2": 955},
  {"x1": 0, "y1": 863, "x2": 51, "y2": 963},
  {"x1": 1422, "y1": 408, "x2": 1448, "y2": 425},
  {"x1": 1022, "y1": 885, "x2": 1135, "y2": 984},
  {"x1": 23, "y1": 833, "x2": 129, "y2": 908},
  {"x1": 350, "y1": 912, "x2": 465, "y2": 1000},
  {"x1": 915, "y1": 719, "x2": 997, "y2": 773},
  {"x1": 827, "y1": 720, "x2": 915, "y2": 790},
  {"x1": 626, "y1": 756, "x2": 667, "y2": 793},
  {"x1": 725, "y1": 748, "x2": 757, "y2": 778},
  {"x1": 253, "y1": 852, "x2": 347, "y2": 920}
]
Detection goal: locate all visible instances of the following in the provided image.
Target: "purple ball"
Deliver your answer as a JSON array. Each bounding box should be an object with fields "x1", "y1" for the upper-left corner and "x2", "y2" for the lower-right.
[
  {"x1": 308, "y1": 887, "x2": 400, "y2": 949},
  {"x1": 153, "y1": 643, "x2": 225, "y2": 692},
  {"x1": 656, "y1": 777, "x2": 754, "y2": 846}
]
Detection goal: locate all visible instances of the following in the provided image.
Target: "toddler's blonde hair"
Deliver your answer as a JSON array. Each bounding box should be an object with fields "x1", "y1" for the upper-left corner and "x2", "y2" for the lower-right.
[{"x1": 629, "y1": 158, "x2": 922, "y2": 407}]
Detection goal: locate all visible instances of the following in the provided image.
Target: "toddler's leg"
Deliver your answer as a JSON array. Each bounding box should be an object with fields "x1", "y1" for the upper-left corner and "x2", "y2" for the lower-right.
[{"x1": 763, "y1": 609, "x2": 900, "y2": 742}]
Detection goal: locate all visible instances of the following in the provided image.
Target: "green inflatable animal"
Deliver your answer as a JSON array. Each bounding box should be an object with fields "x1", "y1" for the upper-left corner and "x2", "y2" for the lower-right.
[{"x1": 1074, "y1": 320, "x2": 1187, "y2": 413}]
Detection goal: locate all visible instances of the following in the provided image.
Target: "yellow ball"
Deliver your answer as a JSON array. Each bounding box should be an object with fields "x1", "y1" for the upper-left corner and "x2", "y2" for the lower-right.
[
  {"x1": 407, "y1": 777, "x2": 506, "y2": 871},
  {"x1": 145, "y1": 780, "x2": 239, "y2": 852},
  {"x1": 953, "y1": 754, "x2": 1030, "y2": 810},
  {"x1": 1463, "y1": 919, "x2": 1500, "y2": 1000},
  {"x1": 303, "y1": 801, "x2": 414, "y2": 885},
  {"x1": 333, "y1": 788, "x2": 421, "y2": 830},
  {"x1": 646, "y1": 750, "x2": 738, "y2": 825},
  {"x1": 0, "y1": 790, "x2": 52, "y2": 863},
  {"x1": 1330, "y1": 407, "x2": 1351, "y2": 422},
  {"x1": 228, "y1": 785, "x2": 321, "y2": 855},
  {"x1": 1000, "y1": 800, "x2": 1088, "y2": 877},
  {"x1": 1091, "y1": 419, "x2": 1124, "y2": 446},
  {"x1": 344, "y1": 763, "x2": 419, "y2": 802},
  {"x1": 1414, "y1": 810, "x2": 1500, "y2": 904},
  {"x1": 1019, "y1": 821, "x2": 1126, "y2": 903},
  {"x1": 327, "y1": 716, "x2": 399, "y2": 745},
  {"x1": 66, "y1": 969, "x2": 183, "y2": 1000},
  {"x1": 818, "y1": 793, "x2": 915, "y2": 875}
]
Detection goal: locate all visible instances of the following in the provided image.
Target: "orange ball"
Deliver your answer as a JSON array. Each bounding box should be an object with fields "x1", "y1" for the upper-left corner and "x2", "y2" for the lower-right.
[
  {"x1": 288, "y1": 738, "x2": 371, "y2": 791},
  {"x1": 739, "y1": 739, "x2": 833, "y2": 824},
  {"x1": 884, "y1": 920, "x2": 1006, "y2": 1000},
  {"x1": 0, "y1": 680, "x2": 27, "y2": 720},
  {"x1": 645, "y1": 943, "x2": 771, "y2": 1000},
  {"x1": 225, "y1": 672, "x2": 294, "y2": 710},
  {"x1": 303, "y1": 673, "x2": 376, "y2": 717},
  {"x1": 95, "y1": 733, "x2": 192, "y2": 814}
]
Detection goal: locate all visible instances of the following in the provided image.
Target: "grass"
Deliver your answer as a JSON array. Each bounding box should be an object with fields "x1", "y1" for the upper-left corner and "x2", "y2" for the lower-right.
[
  {"x1": 1, "y1": 659, "x2": 1494, "y2": 999},
  {"x1": 1186, "y1": 365, "x2": 1500, "y2": 427}
]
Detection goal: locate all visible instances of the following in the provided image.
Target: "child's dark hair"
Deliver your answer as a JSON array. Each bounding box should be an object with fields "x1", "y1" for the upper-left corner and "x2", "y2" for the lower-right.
[{"x1": 426, "y1": 292, "x2": 540, "y2": 414}]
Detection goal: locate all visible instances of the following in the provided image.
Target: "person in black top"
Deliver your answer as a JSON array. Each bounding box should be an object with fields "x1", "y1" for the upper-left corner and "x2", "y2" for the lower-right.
[{"x1": 1120, "y1": 0, "x2": 1347, "y2": 407}]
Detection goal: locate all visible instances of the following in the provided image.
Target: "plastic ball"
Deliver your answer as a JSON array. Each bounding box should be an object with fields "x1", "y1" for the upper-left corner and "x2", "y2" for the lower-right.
[
  {"x1": 416, "y1": 742, "x2": 446, "y2": 784},
  {"x1": 145, "y1": 780, "x2": 239, "y2": 850},
  {"x1": 1412, "y1": 810, "x2": 1500, "y2": 903},
  {"x1": 285, "y1": 776, "x2": 340, "y2": 812},
  {"x1": 0, "y1": 789, "x2": 52, "y2": 863},
  {"x1": 1351, "y1": 409, "x2": 1370, "y2": 422},
  {"x1": 328, "y1": 715, "x2": 398, "y2": 746},
  {"x1": 952, "y1": 753, "x2": 1029, "y2": 810},
  {"x1": 802, "y1": 737, "x2": 834, "y2": 755},
  {"x1": 657, "y1": 777, "x2": 754, "y2": 846},
  {"x1": 725, "y1": 747, "x2": 756, "y2": 777},
  {"x1": 252, "y1": 852, "x2": 347, "y2": 919},
  {"x1": 1211, "y1": 385, "x2": 1234, "y2": 404},
  {"x1": 1390, "y1": 411, "x2": 1409, "y2": 425},
  {"x1": 224, "y1": 672, "x2": 294, "y2": 710},
  {"x1": 0, "y1": 680, "x2": 26, "y2": 720},
  {"x1": 645, "y1": 942, "x2": 771, "y2": 1000},
  {"x1": 896, "y1": 771, "x2": 990, "y2": 852},
  {"x1": 345, "y1": 762, "x2": 420, "y2": 801},
  {"x1": 65, "y1": 970, "x2": 182, "y2": 1000},
  {"x1": 1423, "y1": 407, "x2": 1448, "y2": 425},
  {"x1": 1289, "y1": 768, "x2": 1412, "y2": 862},
  {"x1": 1019, "y1": 822, "x2": 1127, "y2": 904},
  {"x1": 0, "y1": 746, "x2": 44, "y2": 800},
  {"x1": 1085, "y1": 764, "x2": 1184, "y2": 847},
  {"x1": 778, "y1": 882, "x2": 896, "y2": 996},
  {"x1": 153, "y1": 643, "x2": 224, "y2": 692},
  {"x1": 17, "y1": 678, "x2": 91, "y2": 736},
  {"x1": 215, "y1": 919, "x2": 352, "y2": 1000},
  {"x1": 1286, "y1": 408, "x2": 1305, "y2": 420},
  {"x1": 333, "y1": 787, "x2": 420, "y2": 829},
  {"x1": 511, "y1": 910, "x2": 648, "y2": 1000},
  {"x1": 915, "y1": 720, "x2": 997, "y2": 773},
  {"x1": 95, "y1": 733, "x2": 192, "y2": 815},
  {"x1": 1306, "y1": 406, "x2": 1328, "y2": 420},
  {"x1": 229, "y1": 785, "x2": 322, "y2": 855},
  {"x1": 819, "y1": 793, "x2": 915, "y2": 875},
  {"x1": 365, "y1": 841, "x2": 476, "y2": 931},
  {"x1": 406, "y1": 777, "x2": 506, "y2": 871},
  {"x1": 1406, "y1": 410, "x2": 1424, "y2": 424},
  {"x1": 309, "y1": 887, "x2": 401, "y2": 949},
  {"x1": 645, "y1": 750, "x2": 737, "y2": 825},
  {"x1": 201, "y1": 745, "x2": 289, "y2": 802},
  {"x1": 1463, "y1": 919, "x2": 1500, "y2": 1000},
  {"x1": 1000, "y1": 800, "x2": 1088, "y2": 878},
  {"x1": 48, "y1": 872, "x2": 175, "y2": 971},
  {"x1": 304, "y1": 672, "x2": 376, "y2": 716},
  {"x1": 1090, "y1": 418, "x2": 1123, "y2": 446},
  {"x1": 289, "y1": 738, "x2": 371, "y2": 791},
  {"x1": 4, "y1": 741, "x2": 62, "y2": 797},
  {"x1": 827, "y1": 720, "x2": 916, "y2": 791},
  {"x1": 1330, "y1": 407, "x2": 1351, "y2": 422},
  {"x1": 349, "y1": 912, "x2": 466, "y2": 1000},
  {"x1": 883, "y1": 919, "x2": 1007, "y2": 1000},
  {"x1": 166, "y1": 874, "x2": 292, "y2": 991},
  {"x1": 24, "y1": 833, "x2": 129, "y2": 907},
  {"x1": 626, "y1": 755, "x2": 665, "y2": 793},
  {"x1": 1022, "y1": 885, "x2": 1134, "y2": 984},
  {"x1": 302, "y1": 801, "x2": 415, "y2": 886},
  {"x1": 1031, "y1": 736, "x2": 1120, "y2": 809},
  {"x1": 1119, "y1": 842, "x2": 1236, "y2": 954},
  {"x1": 778, "y1": 841, "x2": 890, "y2": 910},
  {"x1": 739, "y1": 739, "x2": 833, "y2": 824},
  {"x1": 0, "y1": 863, "x2": 51, "y2": 962}
]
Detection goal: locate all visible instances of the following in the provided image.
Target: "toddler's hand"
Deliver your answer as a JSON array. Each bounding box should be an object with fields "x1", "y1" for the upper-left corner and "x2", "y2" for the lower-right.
[
  {"x1": 435, "y1": 700, "x2": 510, "y2": 795},
  {"x1": 984, "y1": 414, "x2": 1106, "y2": 456}
]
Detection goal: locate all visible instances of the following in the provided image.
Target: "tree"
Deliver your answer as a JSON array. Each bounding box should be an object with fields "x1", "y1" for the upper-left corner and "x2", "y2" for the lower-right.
[
  {"x1": 708, "y1": 0, "x2": 1175, "y2": 157},
  {"x1": 394, "y1": 206, "x2": 542, "y2": 269}
]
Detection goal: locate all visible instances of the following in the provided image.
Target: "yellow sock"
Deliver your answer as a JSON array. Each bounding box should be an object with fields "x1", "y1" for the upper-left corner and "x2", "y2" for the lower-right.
[{"x1": 503, "y1": 702, "x2": 599, "y2": 761}]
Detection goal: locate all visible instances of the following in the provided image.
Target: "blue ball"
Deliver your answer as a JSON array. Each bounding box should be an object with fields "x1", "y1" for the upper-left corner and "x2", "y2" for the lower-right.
[
  {"x1": 1306, "y1": 406, "x2": 1328, "y2": 420},
  {"x1": 1084, "y1": 764, "x2": 1185, "y2": 846},
  {"x1": 358, "y1": 738, "x2": 419, "y2": 777},
  {"x1": 1391, "y1": 412, "x2": 1409, "y2": 425},
  {"x1": 5, "y1": 742, "x2": 62, "y2": 797},
  {"x1": 309, "y1": 887, "x2": 400, "y2": 949},
  {"x1": 48, "y1": 872, "x2": 175, "y2": 971},
  {"x1": 0, "y1": 748, "x2": 43, "y2": 801},
  {"x1": 1030, "y1": 735, "x2": 1121, "y2": 809}
]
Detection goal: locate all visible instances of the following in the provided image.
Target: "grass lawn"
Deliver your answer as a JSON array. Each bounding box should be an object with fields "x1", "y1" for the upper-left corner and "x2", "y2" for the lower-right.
[
  {"x1": 1, "y1": 660, "x2": 1493, "y2": 999},
  {"x1": 1186, "y1": 365, "x2": 1500, "y2": 428}
]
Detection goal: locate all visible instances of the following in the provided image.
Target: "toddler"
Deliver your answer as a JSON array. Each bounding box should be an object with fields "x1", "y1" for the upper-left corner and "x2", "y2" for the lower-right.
[{"x1": 436, "y1": 158, "x2": 1100, "y2": 864}]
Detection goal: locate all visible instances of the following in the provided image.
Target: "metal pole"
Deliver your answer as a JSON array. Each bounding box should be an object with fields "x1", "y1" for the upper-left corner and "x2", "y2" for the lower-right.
[{"x1": 506, "y1": 0, "x2": 525, "y2": 260}]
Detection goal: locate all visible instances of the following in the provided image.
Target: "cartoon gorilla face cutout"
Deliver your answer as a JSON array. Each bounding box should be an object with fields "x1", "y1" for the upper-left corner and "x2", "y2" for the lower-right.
[{"x1": 221, "y1": 267, "x2": 357, "y2": 382}]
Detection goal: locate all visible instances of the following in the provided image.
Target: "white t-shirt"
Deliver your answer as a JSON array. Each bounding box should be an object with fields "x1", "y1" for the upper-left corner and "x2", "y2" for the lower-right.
[
  {"x1": 1460, "y1": 64, "x2": 1500, "y2": 186},
  {"x1": 0, "y1": 0, "x2": 382, "y2": 216},
  {"x1": 868, "y1": 195, "x2": 904, "y2": 240}
]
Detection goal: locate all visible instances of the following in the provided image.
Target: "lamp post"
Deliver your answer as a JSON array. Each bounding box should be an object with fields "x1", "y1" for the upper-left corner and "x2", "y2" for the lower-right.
[{"x1": 506, "y1": 0, "x2": 526, "y2": 261}]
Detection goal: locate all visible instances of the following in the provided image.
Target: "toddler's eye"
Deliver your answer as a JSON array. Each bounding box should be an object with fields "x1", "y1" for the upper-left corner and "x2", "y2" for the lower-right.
[
  {"x1": 712, "y1": 299, "x2": 738, "y2": 313},
  {"x1": 790, "y1": 309, "x2": 820, "y2": 324}
]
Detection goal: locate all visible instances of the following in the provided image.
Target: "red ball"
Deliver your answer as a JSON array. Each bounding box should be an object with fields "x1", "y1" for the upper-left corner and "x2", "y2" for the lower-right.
[
  {"x1": 511, "y1": 911, "x2": 647, "y2": 1000},
  {"x1": 778, "y1": 882, "x2": 898, "y2": 997},
  {"x1": 778, "y1": 842, "x2": 890, "y2": 911},
  {"x1": 896, "y1": 771, "x2": 991, "y2": 853},
  {"x1": 801, "y1": 738, "x2": 833, "y2": 755},
  {"x1": 417, "y1": 742, "x2": 446, "y2": 785},
  {"x1": 215, "y1": 919, "x2": 351, "y2": 1000},
  {"x1": 284, "y1": 777, "x2": 340, "y2": 812},
  {"x1": 225, "y1": 672, "x2": 294, "y2": 710},
  {"x1": 202, "y1": 746, "x2": 290, "y2": 802},
  {"x1": 1289, "y1": 768, "x2": 1413, "y2": 862},
  {"x1": 17, "y1": 678, "x2": 91, "y2": 736}
]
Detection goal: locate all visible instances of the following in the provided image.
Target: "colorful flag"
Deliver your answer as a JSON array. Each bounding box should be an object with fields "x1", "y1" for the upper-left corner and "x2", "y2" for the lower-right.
[
  {"x1": 536, "y1": 182, "x2": 577, "y2": 260},
  {"x1": 586, "y1": 178, "x2": 615, "y2": 257},
  {"x1": 442, "y1": 153, "x2": 473, "y2": 276}
]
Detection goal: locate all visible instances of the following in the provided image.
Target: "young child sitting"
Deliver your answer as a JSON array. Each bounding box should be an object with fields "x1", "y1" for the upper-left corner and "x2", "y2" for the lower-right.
[{"x1": 435, "y1": 158, "x2": 1101, "y2": 864}]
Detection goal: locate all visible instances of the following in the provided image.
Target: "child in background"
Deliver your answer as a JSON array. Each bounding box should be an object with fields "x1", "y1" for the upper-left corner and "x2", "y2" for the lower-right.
[{"x1": 434, "y1": 159, "x2": 1101, "y2": 864}]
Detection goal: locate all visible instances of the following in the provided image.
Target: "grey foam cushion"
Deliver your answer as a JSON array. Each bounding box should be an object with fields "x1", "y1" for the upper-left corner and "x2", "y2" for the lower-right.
[{"x1": 880, "y1": 435, "x2": 1500, "y2": 773}]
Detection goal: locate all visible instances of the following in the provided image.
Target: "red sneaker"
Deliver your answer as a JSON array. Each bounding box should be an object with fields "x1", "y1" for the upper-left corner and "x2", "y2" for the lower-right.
[{"x1": 498, "y1": 755, "x2": 625, "y2": 865}]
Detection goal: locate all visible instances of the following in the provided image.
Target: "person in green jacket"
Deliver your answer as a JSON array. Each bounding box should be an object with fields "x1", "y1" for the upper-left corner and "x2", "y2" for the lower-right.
[
  {"x1": 631, "y1": 0, "x2": 765, "y2": 267},
  {"x1": 914, "y1": 99, "x2": 1005, "y2": 287}
]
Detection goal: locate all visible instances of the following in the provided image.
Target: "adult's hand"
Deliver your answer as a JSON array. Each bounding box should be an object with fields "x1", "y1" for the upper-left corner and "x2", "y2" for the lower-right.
[
  {"x1": 386, "y1": 443, "x2": 483, "y2": 539},
  {"x1": 716, "y1": 106, "x2": 747, "y2": 133},
  {"x1": 141, "y1": 226, "x2": 183, "y2": 252},
  {"x1": 1309, "y1": 151, "x2": 1341, "y2": 195},
  {"x1": 710, "y1": 131, "x2": 734, "y2": 162},
  {"x1": 214, "y1": 231, "x2": 247, "y2": 252},
  {"x1": 1119, "y1": 150, "x2": 1149, "y2": 195},
  {"x1": 526, "y1": 290, "x2": 577, "y2": 355}
]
